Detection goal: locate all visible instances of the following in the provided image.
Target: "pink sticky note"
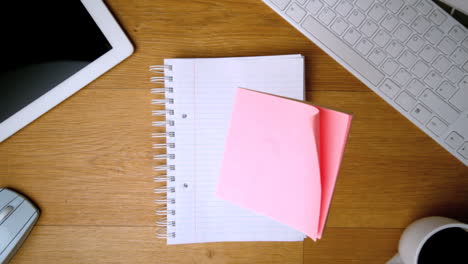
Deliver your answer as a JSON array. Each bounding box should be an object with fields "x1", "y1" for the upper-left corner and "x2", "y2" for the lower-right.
[
  {"x1": 316, "y1": 106, "x2": 353, "y2": 238},
  {"x1": 216, "y1": 88, "x2": 352, "y2": 240}
]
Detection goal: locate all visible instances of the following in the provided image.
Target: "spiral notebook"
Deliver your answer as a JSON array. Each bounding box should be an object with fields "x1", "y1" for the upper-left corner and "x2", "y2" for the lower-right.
[{"x1": 151, "y1": 55, "x2": 306, "y2": 244}]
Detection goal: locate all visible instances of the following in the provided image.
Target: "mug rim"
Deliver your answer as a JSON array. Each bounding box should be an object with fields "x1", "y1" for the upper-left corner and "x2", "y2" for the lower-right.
[{"x1": 413, "y1": 223, "x2": 468, "y2": 264}]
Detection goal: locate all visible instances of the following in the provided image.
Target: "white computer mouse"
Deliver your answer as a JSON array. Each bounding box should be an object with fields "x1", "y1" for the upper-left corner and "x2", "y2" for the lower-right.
[{"x1": 0, "y1": 188, "x2": 39, "y2": 264}]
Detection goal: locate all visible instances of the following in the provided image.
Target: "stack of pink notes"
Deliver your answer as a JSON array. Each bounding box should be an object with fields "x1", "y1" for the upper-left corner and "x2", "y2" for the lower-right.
[{"x1": 216, "y1": 88, "x2": 353, "y2": 241}]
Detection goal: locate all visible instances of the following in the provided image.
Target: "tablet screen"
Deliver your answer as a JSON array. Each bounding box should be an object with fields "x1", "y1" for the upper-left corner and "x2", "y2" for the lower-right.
[{"x1": 0, "y1": 0, "x2": 112, "y2": 123}]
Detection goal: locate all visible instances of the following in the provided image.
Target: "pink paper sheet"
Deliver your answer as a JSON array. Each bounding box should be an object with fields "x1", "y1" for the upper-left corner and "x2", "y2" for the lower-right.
[{"x1": 216, "y1": 88, "x2": 352, "y2": 240}]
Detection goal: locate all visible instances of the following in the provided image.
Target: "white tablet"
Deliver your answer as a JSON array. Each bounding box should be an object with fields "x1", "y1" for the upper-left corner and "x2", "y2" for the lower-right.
[{"x1": 0, "y1": 0, "x2": 134, "y2": 142}]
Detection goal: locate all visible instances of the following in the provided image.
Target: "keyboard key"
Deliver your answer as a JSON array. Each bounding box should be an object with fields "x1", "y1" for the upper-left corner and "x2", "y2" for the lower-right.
[
  {"x1": 424, "y1": 71, "x2": 443, "y2": 89},
  {"x1": 286, "y1": 3, "x2": 307, "y2": 23},
  {"x1": 453, "y1": 113, "x2": 468, "y2": 140},
  {"x1": 369, "y1": 4, "x2": 386, "y2": 22},
  {"x1": 324, "y1": 0, "x2": 338, "y2": 6},
  {"x1": 386, "y1": 40, "x2": 404, "y2": 57},
  {"x1": 439, "y1": 16, "x2": 458, "y2": 34},
  {"x1": 426, "y1": 116, "x2": 448, "y2": 137},
  {"x1": 380, "y1": 79, "x2": 401, "y2": 98},
  {"x1": 464, "y1": 61, "x2": 468, "y2": 72},
  {"x1": 297, "y1": 0, "x2": 307, "y2": 4},
  {"x1": 348, "y1": 9, "x2": 366, "y2": 27},
  {"x1": 394, "y1": 24, "x2": 412, "y2": 42},
  {"x1": 445, "y1": 66, "x2": 464, "y2": 84},
  {"x1": 336, "y1": 0, "x2": 353, "y2": 17},
  {"x1": 374, "y1": 30, "x2": 391, "y2": 47},
  {"x1": 449, "y1": 79, "x2": 468, "y2": 111},
  {"x1": 436, "y1": 81, "x2": 457, "y2": 99},
  {"x1": 458, "y1": 142, "x2": 468, "y2": 159},
  {"x1": 411, "y1": 60, "x2": 429, "y2": 78},
  {"x1": 420, "y1": 45, "x2": 438, "y2": 62},
  {"x1": 398, "y1": 6, "x2": 417, "y2": 24},
  {"x1": 448, "y1": 26, "x2": 467, "y2": 42},
  {"x1": 356, "y1": 0, "x2": 372, "y2": 11},
  {"x1": 368, "y1": 48, "x2": 386, "y2": 66},
  {"x1": 272, "y1": 0, "x2": 291, "y2": 10},
  {"x1": 360, "y1": 20, "x2": 378, "y2": 37},
  {"x1": 407, "y1": 35, "x2": 425, "y2": 52},
  {"x1": 381, "y1": 59, "x2": 399, "y2": 75},
  {"x1": 462, "y1": 37, "x2": 468, "y2": 49},
  {"x1": 432, "y1": 55, "x2": 451, "y2": 73},
  {"x1": 459, "y1": 76, "x2": 468, "y2": 90},
  {"x1": 412, "y1": 16, "x2": 431, "y2": 34},
  {"x1": 398, "y1": 50, "x2": 417, "y2": 68},
  {"x1": 420, "y1": 89, "x2": 459, "y2": 123},
  {"x1": 425, "y1": 27, "x2": 444, "y2": 45},
  {"x1": 382, "y1": 14, "x2": 399, "y2": 32},
  {"x1": 429, "y1": 9, "x2": 447, "y2": 25},
  {"x1": 395, "y1": 91, "x2": 416, "y2": 111},
  {"x1": 386, "y1": 0, "x2": 404, "y2": 14},
  {"x1": 416, "y1": 0, "x2": 433, "y2": 15},
  {"x1": 331, "y1": 17, "x2": 349, "y2": 35},
  {"x1": 450, "y1": 47, "x2": 468, "y2": 65},
  {"x1": 344, "y1": 28, "x2": 361, "y2": 45},
  {"x1": 411, "y1": 104, "x2": 432, "y2": 124},
  {"x1": 445, "y1": 131, "x2": 464, "y2": 149},
  {"x1": 318, "y1": 8, "x2": 336, "y2": 25},
  {"x1": 302, "y1": 16, "x2": 385, "y2": 85},
  {"x1": 394, "y1": 68, "x2": 411, "y2": 86},
  {"x1": 438, "y1": 37, "x2": 457, "y2": 55},
  {"x1": 406, "y1": 79, "x2": 425, "y2": 97},
  {"x1": 306, "y1": 0, "x2": 324, "y2": 15},
  {"x1": 356, "y1": 38, "x2": 373, "y2": 55}
]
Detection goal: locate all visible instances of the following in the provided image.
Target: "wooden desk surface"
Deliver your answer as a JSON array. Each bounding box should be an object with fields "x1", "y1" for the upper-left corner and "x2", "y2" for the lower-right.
[{"x1": 1, "y1": 0, "x2": 467, "y2": 263}]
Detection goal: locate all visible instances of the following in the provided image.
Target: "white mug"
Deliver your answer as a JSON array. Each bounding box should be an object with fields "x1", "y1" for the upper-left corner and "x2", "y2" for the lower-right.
[{"x1": 387, "y1": 216, "x2": 468, "y2": 264}]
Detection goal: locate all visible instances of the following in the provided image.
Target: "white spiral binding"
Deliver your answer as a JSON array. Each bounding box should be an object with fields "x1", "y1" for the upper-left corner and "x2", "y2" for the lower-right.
[{"x1": 151, "y1": 64, "x2": 176, "y2": 240}]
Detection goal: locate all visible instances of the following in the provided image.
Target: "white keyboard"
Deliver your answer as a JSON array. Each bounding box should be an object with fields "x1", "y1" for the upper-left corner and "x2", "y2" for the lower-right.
[{"x1": 263, "y1": 0, "x2": 468, "y2": 166}]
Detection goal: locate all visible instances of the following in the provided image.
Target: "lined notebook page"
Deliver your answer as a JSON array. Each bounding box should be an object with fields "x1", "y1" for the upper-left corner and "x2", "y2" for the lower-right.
[{"x1": 164, "y1": 55, "x2": 305, "y2": 244}]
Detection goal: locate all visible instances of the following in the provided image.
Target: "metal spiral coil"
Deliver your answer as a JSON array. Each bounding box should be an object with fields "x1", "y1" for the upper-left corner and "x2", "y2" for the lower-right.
[
  {"x1": 150, "y1": 65, "x2": 172, "y2": 73},
  {"x1": 156, "y1": 218, "x2": 176, "y2": 227},
  {"x1": 152, "y1": 98, "x2": 174, "y2": 105},
  {"x1": 152, "y1": 120, "x2": 175, "y2": 127},
  {"x1": 154, "y1": 186, "x2": 175, "y2": 194},
  {"x1": 156, "y1": 228, "x2": 175, "y2": 239},
  {"x1": 154, "y1": 154, "x2": 175, "y2": 160},
  {"x1": 152, "y1": 143, "x2": 175, "y2": 149},
  {"x1": 151, "y1": 64, "x2": 176, "y2": 241},
  {"x1": 150, "y1": 76, "x2": 173, "y2": 84},
  {"x1": 153, "y1": 165, "x2": 175, "y2": 171},
  {"x1": 152, "y1": 132, "x2": 175, "y2": 138},
  {"x1": 151, "y1": 87, "x2": 173, "y2": 94},
  {"x1": 155, "y1": 209, "x2": 175, "y2": 216},
  {"x1": 152, "y1": 109, "x2": 174, "y2": 116},
  {"x1": 154, "y1": 175, "x2": 175, "y2": 182},
  {"x1": 155, "y1": 198, "x2": 175, "y2": 205}
]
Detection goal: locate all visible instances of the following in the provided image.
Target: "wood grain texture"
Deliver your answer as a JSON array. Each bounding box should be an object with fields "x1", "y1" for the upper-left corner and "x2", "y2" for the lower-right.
[
  {"x1": 0, "y1": 0, "x2": 467, "y2": 263},
  {"x1": 11, "y1": 226, "x2": 302, "y2": 264},
  {"x1": 304, "y1": 228, "x2": 402, "y2": 264}
]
